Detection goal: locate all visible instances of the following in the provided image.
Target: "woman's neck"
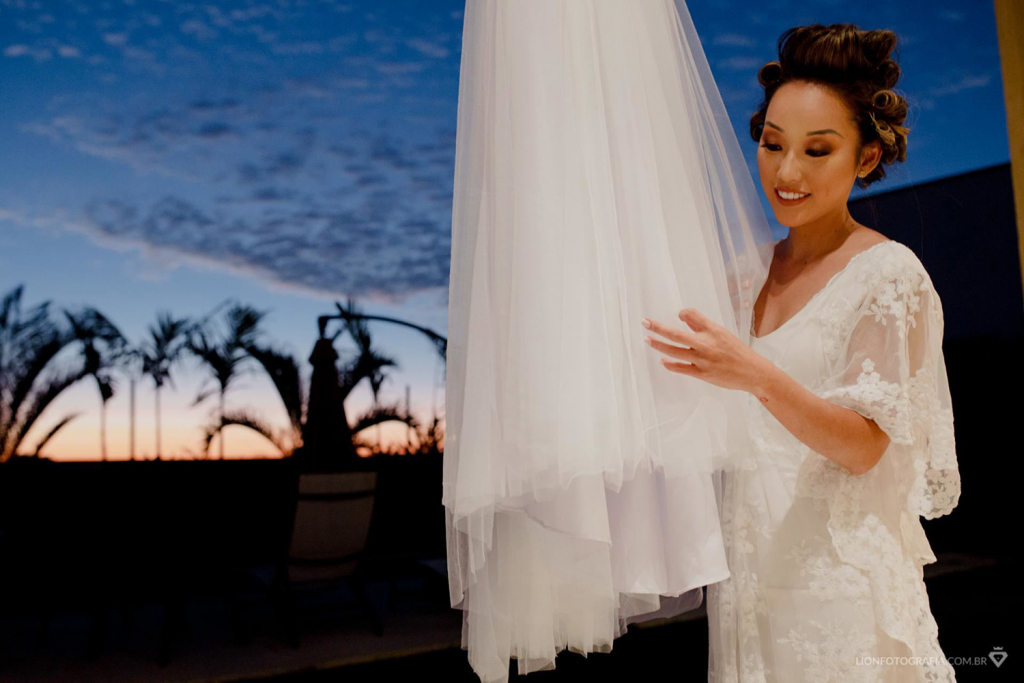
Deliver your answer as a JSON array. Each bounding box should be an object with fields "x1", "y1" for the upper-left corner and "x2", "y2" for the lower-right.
[{"x1": 779, "y1": 208, "x2": 860, "y2": 266}]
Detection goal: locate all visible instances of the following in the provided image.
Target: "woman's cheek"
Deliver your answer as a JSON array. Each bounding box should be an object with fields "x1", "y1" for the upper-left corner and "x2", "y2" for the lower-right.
[{"x1": 756, "y1": 152, "x2": 771, "y2": 184}]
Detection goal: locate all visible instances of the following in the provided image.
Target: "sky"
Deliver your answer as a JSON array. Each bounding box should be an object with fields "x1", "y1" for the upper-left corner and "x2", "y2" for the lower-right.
[{"x1": 0, "y1": 0, "x2": 1010, "y2": 461}]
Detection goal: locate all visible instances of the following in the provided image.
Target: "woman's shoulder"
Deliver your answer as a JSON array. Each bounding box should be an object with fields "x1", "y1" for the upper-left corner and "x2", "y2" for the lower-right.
[
  {"x1": 863, "y1": 238, "x2": 932, "y2": 287},
  {"x1": 851, "y1": 238, "x2": 943, "y2": 322}
]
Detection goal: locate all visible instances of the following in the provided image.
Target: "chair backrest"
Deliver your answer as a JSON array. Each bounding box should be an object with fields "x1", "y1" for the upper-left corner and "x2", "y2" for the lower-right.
[{"x1": 287, "y1": 471, "x2": 377, "y2": 584}]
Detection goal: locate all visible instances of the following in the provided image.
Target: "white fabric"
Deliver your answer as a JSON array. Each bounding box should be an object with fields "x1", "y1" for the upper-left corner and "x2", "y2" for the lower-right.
[
  {"x1": 708, "y1": 238, "x2": 962, "y2": 682},
  {"x1": 443, "y1": 1, "x2": 774, "y2": 681}
]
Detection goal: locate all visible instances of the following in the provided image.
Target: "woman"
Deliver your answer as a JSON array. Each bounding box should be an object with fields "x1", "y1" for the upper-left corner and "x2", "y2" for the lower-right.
[{"x1": 643, "y1": 24, "x2": 961, "y2": 683}]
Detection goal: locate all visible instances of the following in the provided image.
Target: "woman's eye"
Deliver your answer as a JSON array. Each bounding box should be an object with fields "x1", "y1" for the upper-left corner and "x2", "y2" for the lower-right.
[{"x1": 760, "y1": 143, "x2": 829, "y2": 158}]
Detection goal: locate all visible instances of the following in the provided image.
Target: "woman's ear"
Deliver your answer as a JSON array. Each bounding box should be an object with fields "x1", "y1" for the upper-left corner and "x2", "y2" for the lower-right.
[{"x1": 858, "y1": 140, "x2": 883, "y2": 177}]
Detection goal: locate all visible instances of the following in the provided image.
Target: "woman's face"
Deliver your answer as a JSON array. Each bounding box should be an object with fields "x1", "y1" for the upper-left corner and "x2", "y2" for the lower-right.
[{"x1": 756, "y1": 80, "x2": 880, "y2": 227}]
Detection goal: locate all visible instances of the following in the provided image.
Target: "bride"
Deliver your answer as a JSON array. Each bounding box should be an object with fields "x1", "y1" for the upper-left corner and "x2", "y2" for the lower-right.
[{"x1": 644, "y1": 24, "x2": 961, "y2": 683}]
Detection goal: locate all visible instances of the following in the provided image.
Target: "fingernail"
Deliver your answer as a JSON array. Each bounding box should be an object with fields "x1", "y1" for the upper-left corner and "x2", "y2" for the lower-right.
[
  {"x1": 641, "y1": 319, "x2": 651, "y2": 328},
  {"x1": 644, "y1": 336, "x2": 653, "y2": 346}
]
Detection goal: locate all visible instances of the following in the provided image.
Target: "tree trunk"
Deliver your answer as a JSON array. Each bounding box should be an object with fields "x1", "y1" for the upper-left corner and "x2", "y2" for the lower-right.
[
  {"x1": 219, "y1": 390, "x2": 225, "y2": 459},
  {"x1": 100, "y1": 400, "x2": 107, "y2": 461},
  {"x1": 129, "y1": 377, "x2": 135, "y2": 461},
  {"x1": 156, "y1": 386, "x2": 162, "y2": 460}
]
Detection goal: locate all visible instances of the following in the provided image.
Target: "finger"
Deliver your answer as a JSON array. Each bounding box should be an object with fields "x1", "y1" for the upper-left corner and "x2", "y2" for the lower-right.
[
  {"x1": 645, "y1": 335, "x2": 697, "y2": 362},
  {"x1": 678, "y1": 308, "x2": 712, "y2": 332},
  {"x1": 659, "y1": 357, "x2": 699, "y2": 375},
  {"x1": 641, "y1": 317, "x2": 694, "y2": 346}
]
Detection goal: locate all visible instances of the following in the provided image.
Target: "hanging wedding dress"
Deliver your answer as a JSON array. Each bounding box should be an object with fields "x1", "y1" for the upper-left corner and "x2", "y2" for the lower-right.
[{"x1": 444, "y1": 1, "x2": 774, "y2": 681}]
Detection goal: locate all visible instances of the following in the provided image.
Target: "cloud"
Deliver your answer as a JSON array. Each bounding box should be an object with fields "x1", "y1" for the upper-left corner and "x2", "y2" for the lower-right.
[
  {"x1": 4, "y1": 43, "x2": 53, "y2": 60},
  {"x1": 103, "y1": 32, "x2": 129, "y2": 46},
  {"x1": 712, "y1": 33, "x2": 756, "y2": 47},
  {"x1": 406, "y1": 38, "x2": 449, "y2": 58},
  {"x1": 19, "y1": 76, "x2": 456, "y2": 303},
  {"x1": 272, "y1": 41, "x2": 327, "y2": 55},
  {"x1": 77, "y1": 188, "x2": 452, "y2": 303},
  {"x1": 6, "y1": 0, "x2": 465, "y2": 304},
  {"x1": 373, "y1": 60, "x2": 428, "y2": 75},
  {"x1": 716, "y1": 55, "x2": 763, "y2": 71},
  {"x1": 929, "y1": 72, "x2": 992, "y2": 96},
  {"x1": 180, "y1": 19, "x2": 218, "y2": 41}
]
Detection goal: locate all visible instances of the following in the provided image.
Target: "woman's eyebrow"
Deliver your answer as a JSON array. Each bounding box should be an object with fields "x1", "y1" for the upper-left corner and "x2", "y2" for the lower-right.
[{"x1": 764, "y1": 121, "x2": 845, "y2": 138}]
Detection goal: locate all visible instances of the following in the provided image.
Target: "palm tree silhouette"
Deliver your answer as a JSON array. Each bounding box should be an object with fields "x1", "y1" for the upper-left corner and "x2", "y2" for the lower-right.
[
  {"x1": 212, "y1": 340, "x2": 304, "y2": 457},
  {"x1": 203, "y1": 297, "x2": 436, "y2": 468},
  {"x1": 0, "y1": 285, "x2": 91, "y2": 462},
  {"x1": 186, "y1": 302, "x2": 266, "y2": 460},
  {"x1": 338, "y1": 299, "x2": 405, "y2": 454},
  {"x1": 63, "y1": 308, "x2": 130, "y2": 461},
  {"x1": 136, "y1": 311, "x2": 193, "y2": 460},
  {"x1": 0, "y1": 284, "x2": 444, "y2": 464}
]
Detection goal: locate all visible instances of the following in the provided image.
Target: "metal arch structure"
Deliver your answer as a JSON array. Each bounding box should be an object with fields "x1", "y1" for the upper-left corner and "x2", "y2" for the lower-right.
[{"x1": 314, "y1": 303, "x2": 447, "y2": 362}]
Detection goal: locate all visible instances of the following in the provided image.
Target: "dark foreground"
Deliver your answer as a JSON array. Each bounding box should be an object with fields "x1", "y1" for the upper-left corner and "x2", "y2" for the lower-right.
[{"x1": 0, "y1": 552, "x2": 1012, "y2": 683}]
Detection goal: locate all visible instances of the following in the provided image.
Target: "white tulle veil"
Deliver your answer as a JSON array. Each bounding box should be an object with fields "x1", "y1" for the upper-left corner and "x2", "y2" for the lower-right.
[{"x1": 443, "y1": 1, "x2": 774, "y2": 681}]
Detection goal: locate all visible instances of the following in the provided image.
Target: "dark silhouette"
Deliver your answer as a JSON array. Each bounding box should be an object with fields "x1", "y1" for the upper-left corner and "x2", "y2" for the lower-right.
[
  {"x1": 135, "y1": 311, "x2": 193, "y2": 460},
  {"x1": 0, "y1": 285, "x2": 103, "y2": 462},
  {"x1": 63, "y1": 308, "x2": 131, "y2": 461},
  {"x1": 186, "y1": 302, "x2": 268, "y2": 460}
]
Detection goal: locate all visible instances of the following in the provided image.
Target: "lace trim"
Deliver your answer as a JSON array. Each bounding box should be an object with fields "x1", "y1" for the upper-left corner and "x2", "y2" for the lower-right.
[
  {"x1": 794, "y1": 456, "x2": 956, "y2": 681},
  {"x1": 813, "y1": 358, "x2": 961, "y2": 519},
  {"x1": 811, "y1": 245, "x2": 960, "y2": 518},
  {"x1": 792, "y1": 246, "x2": 958, "y2": 680},
  {"x1": 818, "y1": 358, "x2": 914, "y2": 445}
]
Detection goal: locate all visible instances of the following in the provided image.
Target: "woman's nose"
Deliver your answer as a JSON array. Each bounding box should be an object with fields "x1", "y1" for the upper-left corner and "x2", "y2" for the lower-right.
[{"x1": 776, "y1": 152, "x2": 803, "y2": 185}]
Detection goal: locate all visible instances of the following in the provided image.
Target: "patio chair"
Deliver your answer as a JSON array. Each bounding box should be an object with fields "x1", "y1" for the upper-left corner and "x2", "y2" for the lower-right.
[{"x1": 226, "y1": 469, "x2": 383, "y2": 647}]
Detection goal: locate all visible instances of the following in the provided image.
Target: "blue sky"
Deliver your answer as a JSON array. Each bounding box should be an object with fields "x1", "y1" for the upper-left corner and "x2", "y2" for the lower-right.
[{"x1": 0, "y1": 0, "x2": 1009, "y2": 460}]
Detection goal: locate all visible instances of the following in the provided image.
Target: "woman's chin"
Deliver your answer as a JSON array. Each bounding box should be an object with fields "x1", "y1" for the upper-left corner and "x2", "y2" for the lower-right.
[{"x1": 772, "y1": 207, "x2": 802, "y2": 224}]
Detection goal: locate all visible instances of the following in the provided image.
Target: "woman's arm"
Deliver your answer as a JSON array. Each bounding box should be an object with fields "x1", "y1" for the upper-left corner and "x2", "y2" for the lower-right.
[
  {"x1": 642, "y1": 309, "x2": 889, "y2": 476},
  {"x1": 749, "y1": 357, "x2": 890, "y2": 475}
]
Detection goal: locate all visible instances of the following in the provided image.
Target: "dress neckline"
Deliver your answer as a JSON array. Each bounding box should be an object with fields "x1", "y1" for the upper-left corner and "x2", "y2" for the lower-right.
[{"x1": 750, "y1": 239, "x2": 894, "y2": 341}]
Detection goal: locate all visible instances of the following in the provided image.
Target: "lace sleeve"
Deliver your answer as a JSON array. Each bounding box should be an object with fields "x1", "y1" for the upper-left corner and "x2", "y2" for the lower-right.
[{"x1": 815, "y1": 251, "x2": 961, "y2": 519}]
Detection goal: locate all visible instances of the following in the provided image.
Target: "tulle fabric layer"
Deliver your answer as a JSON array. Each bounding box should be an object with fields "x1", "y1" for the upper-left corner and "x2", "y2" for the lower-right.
[{"x1": 444, "y1": 1, "x2": 773, "y2": 681}]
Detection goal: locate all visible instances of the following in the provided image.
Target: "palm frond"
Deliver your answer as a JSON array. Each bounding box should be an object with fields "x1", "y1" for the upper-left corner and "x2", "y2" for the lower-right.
[
  {"x1": 30, "y1": 412, "x2": 82, "y2": 458},
  {"x1": 199, "y1": 408, "x2": 292, "y2": 457},
  {"x1": 225, "y1": 304, "x2": 267, "y2": 349},
  {"x1": 348, "y1": 401, "x2": 418, "y2": 436},
  {"x1": 242, "y1": 341, "x2": 304, "y2": 437},
  {"x1": 2, "y1": 363, "x2": 89, "y2": 462},
  {"x1": 191, "y1": 388, "x2": 219, "y2": 408}
]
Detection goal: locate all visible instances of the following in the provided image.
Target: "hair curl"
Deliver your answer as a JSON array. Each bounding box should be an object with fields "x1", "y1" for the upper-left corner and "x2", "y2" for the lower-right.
[{"x1": 749, "y1": 24, "x2": 910, "y2": 189}]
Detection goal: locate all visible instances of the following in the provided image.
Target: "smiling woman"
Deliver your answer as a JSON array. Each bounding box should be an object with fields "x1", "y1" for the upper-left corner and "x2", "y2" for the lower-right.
[{"x1": 698, "y1": 24, "x2": 962, "y2": 683}]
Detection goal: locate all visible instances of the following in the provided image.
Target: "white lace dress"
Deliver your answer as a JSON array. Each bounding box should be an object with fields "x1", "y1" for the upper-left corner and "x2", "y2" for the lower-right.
[{"x1": 707, "y1": 238, "x2": 962, "y2": 683}]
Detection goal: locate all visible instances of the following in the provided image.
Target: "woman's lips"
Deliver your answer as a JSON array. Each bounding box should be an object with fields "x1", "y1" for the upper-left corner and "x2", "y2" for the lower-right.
[{"x1": 775, "y1": 189, "x2": 810, "y2": 206}]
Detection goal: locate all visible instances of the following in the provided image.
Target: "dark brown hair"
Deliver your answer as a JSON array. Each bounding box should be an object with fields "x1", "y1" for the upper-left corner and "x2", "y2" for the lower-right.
[{"x1": 749, "y1": 24, "x2": 910, "y2": 189}]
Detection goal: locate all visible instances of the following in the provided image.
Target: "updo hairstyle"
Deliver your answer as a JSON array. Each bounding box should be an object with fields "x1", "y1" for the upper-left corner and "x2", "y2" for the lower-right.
[{"x1": 749, "y1": 24, "x2": 910, "y2": 188}]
